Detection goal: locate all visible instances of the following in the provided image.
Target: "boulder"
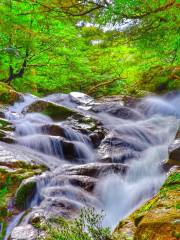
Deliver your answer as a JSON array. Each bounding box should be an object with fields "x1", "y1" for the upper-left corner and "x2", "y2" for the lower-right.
[
  {"x1": 10, "y1": 225, "x2": 39, "y2": 240},
  {"x1": 169, "y1": 140, "x2": 180, "y2": 165},
  {"x1": 23, "y1": 100, "x2": 77, "y2": 120},
  {"x1": 0, "y1": 117, "x2": 14, "y2": 131},
  {"x1": 61, "y1": 162, "x2": 128, "y2": 178},
  {"x1": 14, "y1": 179, "x2": 37, "y2": 210},
  {"x1": 69, "y1": 92, "x2": 93, "y2": 105},
  {"x1": 0, "y1": 82, "x2": 20, "y2": 104},
  {"x1": 92, "y1": 103, "x2": 142, "y2": 120}
]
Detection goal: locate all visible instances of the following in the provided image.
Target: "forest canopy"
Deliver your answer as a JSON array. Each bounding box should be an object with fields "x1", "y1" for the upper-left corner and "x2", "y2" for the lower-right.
[{"x1": 0, "y1": 0, "x2": 179, "y2": 96}]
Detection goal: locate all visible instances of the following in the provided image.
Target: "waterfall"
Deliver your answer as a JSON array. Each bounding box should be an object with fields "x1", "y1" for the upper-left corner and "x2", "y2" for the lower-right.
[{"x1": 2, "y1": 91, "x2": 179, "y2": 238}]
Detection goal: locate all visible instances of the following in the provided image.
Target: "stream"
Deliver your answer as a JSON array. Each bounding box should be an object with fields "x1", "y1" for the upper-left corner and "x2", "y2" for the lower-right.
[{"x1": 2, "y1": 91, "x2": 180, "y2": 239}]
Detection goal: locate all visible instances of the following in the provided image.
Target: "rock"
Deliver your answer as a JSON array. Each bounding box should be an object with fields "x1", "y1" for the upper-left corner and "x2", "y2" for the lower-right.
[
  {"x1": 17, "y1": 134, "x2": 92, "y2": 163},
  {"x1": 65, "y1": 116, "x2": 106, "y2": 147},
  {"x1": 23, "y1": 100, "x2": 77, "y2": 120},
  {"x1": 0, "y1": 141, "x2": 47, "y2": 166},
  {"x1": 14, "y1": 179, "x2": 37, "y2": 210},
  {"x1": 0, "y1": 111, "x2": 5, "y2": 118},
  {"x1": 164, "y1": 138, "x2": 180, "y2": 170},
  {"x1": 0, "y1": 129, "x2": 15, "y2": 144},
  {"x1": 38, "y1": 196, "x2": 83, "y2": 219},
  {"x1": 61, "y1": 162, "x2": 128, "y2": 178},
  {"x1": 41, "y1": 124, "x2": 67, "y2": 137},
  {"x1": 0, "y1": 117, "x2": 13, "y2": 129},
  {"x1": 69, "y1": 92, "x2": 93, "y2": 105},
  {"x1": 113, "y1": 169, "x2": 180, "y2": 240},
  {"x1": 97, "y1": 95, "x2": 139, "y2": 108},
  {"x1": 10, "y1": 224, "x2": 39, "y2": 240},
  {"x1": 0, "y1": 82, "x2": 20, "y2": 104},
  {"x1": 98, "y1": 134, "x2": 143, "y2": 163},
  {"x1": 41, "y1": 124, "x2": 91, "y2": 145},
  {"x1": 169, "y1": 139, "x2": 180, "y2": 166},
  {"x1": 50, "y1": 174, "x2": 97, "y2": 192},
  {"x1": 92, "y1": 103, "x2": 142, "y2": 120}
]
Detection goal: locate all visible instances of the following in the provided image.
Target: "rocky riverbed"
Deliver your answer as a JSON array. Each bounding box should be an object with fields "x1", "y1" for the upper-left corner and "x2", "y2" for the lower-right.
[{"x1": 0, "y1": 86, "x2": 179, "y2": 240}]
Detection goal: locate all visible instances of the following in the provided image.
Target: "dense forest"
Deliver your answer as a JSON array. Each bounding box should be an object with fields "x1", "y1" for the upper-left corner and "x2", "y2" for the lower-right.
[{"x1": 0, "y1": 0, "x2": 179, "y2": 96}]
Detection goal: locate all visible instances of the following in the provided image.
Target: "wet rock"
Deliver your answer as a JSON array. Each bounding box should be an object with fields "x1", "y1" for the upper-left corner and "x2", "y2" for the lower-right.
[
  {"x1": 97, "y1": 95, "x2": 139, "y2": 108},
  {"x1": 0, "y1": 129, "x2": 15, "y2": 144},
  {"x1": 98, "y1": 135, "x2": 142, "y2": 163},
  {"x1": 0, "y1": 117, "x2": 13, "y2": 130},
  {"x1": 23, "y1": 100, "x2": 77, "y2": 120},
  {"x1": 10, "y1": 224, "x2": 39, "y2": 240},
  {"x1": 113, "y1": 169, "x2": 180, "y2": 240},
  {"x1": 15, "y1": 179, "x2": 37, "y2": 210},
  {"x1": 18, "y1": 134, "x2": 92, "y2": 163},
  {"x1": 41, "y1": 185, "x2": 100, "y2": 211},
  {"x1": 40, "y1": 196, "x2": 83, "y2": 219},
  {"x1": 50, "y1": 174, "x2": 97, "y2": 192},
  {"x1": 92, "y1": 103, "x2": 142, "y2": 120},
  {"x1": 41, "y1": 124, "x2": 91, "y2": 145},
  {"x1": 0, "y1": 110, "x2": 5, "y2": 118},
  {"x1": 69, "y1": 92, "x2": 93, "y2": 105},
  {"x1": 65, "y1": 116, "x2": 106, "y2": 147},
  {"x1": 0, "y1": 118, "x2": 15, "y2": 143},
  {"x1": 41, "y1": 124, "x2": 66, "y2": 137},
  {"x1": 61, "y1": 162, "x2": 128, "y2": 178},
  {"x1": 0, "y1": 142, "x2": 47, "y2": 166},
  {"x1": 169, "y1": 139, "x2": 180, "y2": 166}
]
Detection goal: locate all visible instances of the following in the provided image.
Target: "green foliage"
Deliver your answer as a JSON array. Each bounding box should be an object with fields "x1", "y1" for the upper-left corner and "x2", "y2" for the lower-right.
[
  {"x1": 40, "y1": 208, "x2": 111, "y2": 240},
  {"x1": 0, "y1": 0, "x2": 179, "y2": 96},
  {"x1": 0, "y1": 177, "x2": 11, "y2": 207}
]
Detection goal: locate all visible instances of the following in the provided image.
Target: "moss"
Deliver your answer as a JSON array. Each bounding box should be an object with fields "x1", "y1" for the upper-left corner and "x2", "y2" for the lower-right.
[
  {"x1": 0, "y1": 82, "x2": 20, "y2": 104},
  {"x1": 0, "y1": 161, "x2": 46, "y2": 239},
  {"x1": 113, "y1": 169, "x2": 180, "y2": 240},
  {"x1": 15, "y1": 180, "x2": 37, "y2": 210},
  {"x1": 0, "y1": 118, "x2": 12, "y2": 130},
  {"x1": 26, "y1": 100, "x2": 76, "y2": 121},
  {"x1": 159, "y1": 172, "x2": 180, "y2": 197}
]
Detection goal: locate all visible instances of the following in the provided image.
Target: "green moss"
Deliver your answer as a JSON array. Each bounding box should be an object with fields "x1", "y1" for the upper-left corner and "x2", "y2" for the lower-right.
[
  {"x1": 0, "y1": 82, "x2": 20, "y2": 104},
  {"x1": 159, "y1": 172, "x2": 180, "y2": 197},
  {"x1": 113, "y1": 170, "x2": 180, "y2": 240},
  {"x1": 42, "y1": 104, "x2": 74, "y2": 120},
  {"x1": 15, "y1": 181, "x2": 37, "y2": 210},
  {"x1": 175, "y1": 203, "x2": 180, "y2": 210},
  {"x1": 0, "y1": 162, "x2": 46, "y2": 239},
  {"x1": 26, "y1": 100, "x2": 76, "y2": 121},
  {"x1": 165, "y1": 172, "x2": 180, "y2": 185}
]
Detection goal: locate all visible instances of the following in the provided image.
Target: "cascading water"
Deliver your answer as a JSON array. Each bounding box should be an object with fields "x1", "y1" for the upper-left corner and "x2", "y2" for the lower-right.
[{"x1": 2, "y1": 92, "x2": 180, "y2": 239}]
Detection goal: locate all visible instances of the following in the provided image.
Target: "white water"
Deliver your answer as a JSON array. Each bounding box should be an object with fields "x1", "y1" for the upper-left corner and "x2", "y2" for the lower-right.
[
  {"x1": 3, "y1": 91, "x2": 180, "y2": 238},
  {"x1": 95, "y1": 98, "x2": 179, "y2": 228}
]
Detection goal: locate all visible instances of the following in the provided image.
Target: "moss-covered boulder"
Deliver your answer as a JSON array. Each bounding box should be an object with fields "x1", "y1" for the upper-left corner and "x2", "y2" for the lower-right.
[
  {"x1": 113, "y1": 169, "x2": 180, "y2": 240},
  {"x1": 0, "y1": 82, "x2": 20, "y2": 104},
  {"x1": 0, "y1": 161, "x2": 46, "y2": 240},
  {"x1": 23, "y1": 100, "x2": 77, "y2": 120},
  {"x1": 0, "y1": 118, "x2": 13, "y2": 130},
  {"x1": 14, "y1": 179, "x2": 37, "y2": 210}
]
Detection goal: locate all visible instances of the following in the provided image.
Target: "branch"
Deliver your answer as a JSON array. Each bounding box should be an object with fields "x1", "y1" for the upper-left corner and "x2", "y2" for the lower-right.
[
  {"x1": 87, "y1": 77, "x2": 125, "y2": 95},
  {"x1": 121, "y1": 0, "x2": 177, "y2": 19}
]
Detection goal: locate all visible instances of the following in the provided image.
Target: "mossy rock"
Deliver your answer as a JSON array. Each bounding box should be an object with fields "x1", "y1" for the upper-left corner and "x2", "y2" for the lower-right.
[
  {"x1": 14, "y1": 179, "x2": 37, "y2": 210},
  {"x1": 0, "y1": 82, "x2": 20, "y2": 104},
  {"x1": 113, "y1": 169, "x2": 180, "y2": 240},
  {"x1": 24, "y1": 100, "x2": 78, "y2": 120}
]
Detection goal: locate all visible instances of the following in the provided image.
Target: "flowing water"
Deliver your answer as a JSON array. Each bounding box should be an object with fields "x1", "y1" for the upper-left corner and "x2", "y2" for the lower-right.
[{"x1": 2, "y1": 92, "x2": 180, "y2": 238}]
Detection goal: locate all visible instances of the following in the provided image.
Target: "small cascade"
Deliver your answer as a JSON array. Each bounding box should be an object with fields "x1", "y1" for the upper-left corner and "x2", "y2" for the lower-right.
[{"x1": 2, "y1": 91, "x2": 180, "y2": 239}]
